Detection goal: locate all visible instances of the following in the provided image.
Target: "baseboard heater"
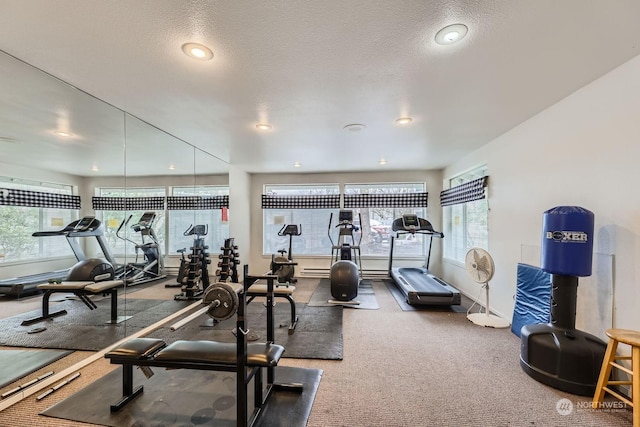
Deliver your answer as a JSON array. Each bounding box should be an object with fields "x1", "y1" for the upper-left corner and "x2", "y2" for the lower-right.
[{"x1": 301, "y1": 268, "x2": 389, "y2": 280}]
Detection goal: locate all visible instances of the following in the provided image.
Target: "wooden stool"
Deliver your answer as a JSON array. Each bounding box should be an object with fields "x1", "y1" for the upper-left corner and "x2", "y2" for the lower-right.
[{"x1": 593, "y1": 328, "x2": 640, "y2": 426}]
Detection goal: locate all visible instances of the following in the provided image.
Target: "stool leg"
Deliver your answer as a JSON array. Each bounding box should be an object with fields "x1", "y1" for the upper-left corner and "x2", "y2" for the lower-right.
[
  {"x1": 593, "y1": 339, "x2": 619, "y2": 408},
  {"x1": 633, "y1": 346, "x2": 639, "y2": 427}
]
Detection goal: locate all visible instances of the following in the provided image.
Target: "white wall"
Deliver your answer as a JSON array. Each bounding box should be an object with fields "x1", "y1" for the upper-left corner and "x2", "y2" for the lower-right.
[
  {"x1": 443, "y1": 53, "x2": 640, "y2": 331},
  {"x1": 248, "y1": 169, "x2": 444, "y2": 276},
  {"x1": 229, "y1": 166, "x2": 251, "y2": 270}
]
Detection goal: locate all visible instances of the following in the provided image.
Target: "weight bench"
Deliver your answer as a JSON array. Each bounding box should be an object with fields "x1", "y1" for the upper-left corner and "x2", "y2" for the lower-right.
[
  {"x1": 105, "y1": 267, "x2": 302, "y2": 427},
  {"x1": 246, "y1": 283, "x2": 298, "y2": 334},
  {"x1": 21, "y1": 279, "x2": 125, "y2": 326}
]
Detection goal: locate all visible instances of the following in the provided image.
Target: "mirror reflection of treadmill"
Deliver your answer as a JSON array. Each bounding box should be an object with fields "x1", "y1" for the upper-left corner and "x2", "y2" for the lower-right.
[
  {"x1": 388, "y1": 214, "x2": 461, "y2": 306},
  {"x1": 0, "y1": 216, "x2": 116, "y2": 296}
]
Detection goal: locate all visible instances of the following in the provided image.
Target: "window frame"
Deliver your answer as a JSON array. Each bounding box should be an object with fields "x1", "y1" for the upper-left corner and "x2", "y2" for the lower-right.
[
  {"x1": 442, "y1": 166, "x2": 489, "y2": 265},
  {"x1": 0, "y1": 176, "x2": 78, "y2": 264}
]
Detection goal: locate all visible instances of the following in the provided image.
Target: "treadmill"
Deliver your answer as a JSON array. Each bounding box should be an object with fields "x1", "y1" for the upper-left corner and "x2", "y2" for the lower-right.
[
  {"x1": 388, "y1": 214, "x2": 461, "y2": 306},
  {"x1": 0, "y1": 216, "x2": 117, "y2": 297}
]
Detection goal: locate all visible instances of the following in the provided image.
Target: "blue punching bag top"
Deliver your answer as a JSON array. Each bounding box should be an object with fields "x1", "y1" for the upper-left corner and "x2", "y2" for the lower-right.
[{"x1": 541, "y1": 206, "x2": 594, "y2": 277}]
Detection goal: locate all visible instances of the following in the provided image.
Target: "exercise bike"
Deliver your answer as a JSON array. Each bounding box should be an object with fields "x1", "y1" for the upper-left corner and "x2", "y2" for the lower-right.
[
  {"x1": 270, "y1": 224, "x2": 302, "y2": 285},
  {"x1": 327, "y1": 210, "x2": 362, "y2": 304}
]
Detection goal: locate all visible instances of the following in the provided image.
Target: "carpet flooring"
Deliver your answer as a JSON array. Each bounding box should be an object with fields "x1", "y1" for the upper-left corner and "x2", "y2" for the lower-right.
[
  {"x1": 41, "y1": 365, "x2": 322, "y2": 427},
  {"x1": 0, "y1": 298, "x2": 193, "y2": 351}
]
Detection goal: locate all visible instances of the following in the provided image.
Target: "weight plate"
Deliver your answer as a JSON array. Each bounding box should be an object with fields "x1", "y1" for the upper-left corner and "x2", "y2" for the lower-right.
[
  {"x1": 203, "y1": 282, "x2": 239, "y2": 320},
  {"x1": 191, "y1": 407, "x2": 216, "y2": 424},
  {"x1": 213, "y1": 395, "x2": 235, "y2": 411}
]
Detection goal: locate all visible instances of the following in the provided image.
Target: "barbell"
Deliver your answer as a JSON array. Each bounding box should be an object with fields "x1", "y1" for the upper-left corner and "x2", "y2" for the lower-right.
[
  {"x1": 170, "y1": 282, "x2": 242, "y2": 331},
  {"x1": 202, "y1": 282, "x2": 241, "y2": 321}
]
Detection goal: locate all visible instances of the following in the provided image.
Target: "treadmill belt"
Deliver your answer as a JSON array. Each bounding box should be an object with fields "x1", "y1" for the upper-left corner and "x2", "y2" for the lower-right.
[{"x1": 396, "y1": 268, "x2": 453, "y2": 296}]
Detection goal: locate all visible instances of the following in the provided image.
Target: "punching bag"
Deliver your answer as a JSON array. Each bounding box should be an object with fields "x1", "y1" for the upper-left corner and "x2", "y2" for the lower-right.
[{"x1": 520, "y1": 206, "x2": 606, "y2": 396}]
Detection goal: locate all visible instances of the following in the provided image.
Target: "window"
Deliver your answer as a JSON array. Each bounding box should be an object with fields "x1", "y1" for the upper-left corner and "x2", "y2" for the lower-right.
[
  {"x1": 262, "y1": 182, "x2": 428, "y2": 258},
  {"x1": 168, "y1": 186, "x2": 230, "y2": 255},
  {"x1": 262, "y1": 184, "x2": 340, "y2": 256},
  {"x1": 96, "y1": 187, "x2": 166, "y2": 257},
  {"x1": 343, "y1": 183, "x2": 427, "y2": 257},
  {"x1": 443, "y1": 166, "x2": 489, "y2": 263},
  {"x1": 0, "y1": 177, "x2": 77, "y2": 263}
]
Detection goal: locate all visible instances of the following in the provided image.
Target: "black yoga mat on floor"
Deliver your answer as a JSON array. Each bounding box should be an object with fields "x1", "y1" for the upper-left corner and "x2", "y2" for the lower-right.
[
  {"x1": 0, "y1": 298, "x2": 193, "y2": 351},
  {"x1": 151, "y1": 301, "x2": 344, "y2": 360},
  {"x1": 41, "y1": 365, "x2": 322, "y2": 427},
  {"x1": 0, "y1": 349, "x2": 72, "y2": 388},
  {"x1": 308, "y1": 279, "x2": 379, "y2": 309}
]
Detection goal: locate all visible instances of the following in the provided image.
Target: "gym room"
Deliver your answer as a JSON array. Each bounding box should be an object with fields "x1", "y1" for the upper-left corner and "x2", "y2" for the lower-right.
[{"x1": 0, "y1": 2, "x2": 639, "y2": 426}]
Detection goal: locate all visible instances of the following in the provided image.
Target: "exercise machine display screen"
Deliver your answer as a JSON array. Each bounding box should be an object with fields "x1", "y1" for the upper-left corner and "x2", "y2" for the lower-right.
[
  {"x1": 402, "y1": 214, "x2": 419, "y2": 229},
  {"x1": 74, "y1": 216, "x2": 96, "y2": 231},
  {"x1": 339, "y1": 210, "x2": 353, "y2": 223}
]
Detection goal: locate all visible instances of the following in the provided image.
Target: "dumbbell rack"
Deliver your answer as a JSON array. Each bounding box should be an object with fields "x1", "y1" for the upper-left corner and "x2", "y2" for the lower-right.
[
  {"x1": 215, "y1": 237, "x2": 240, "y2": 283},
  {"x1": 174, "y1": 231, "x2": 211, "y2": 301}
]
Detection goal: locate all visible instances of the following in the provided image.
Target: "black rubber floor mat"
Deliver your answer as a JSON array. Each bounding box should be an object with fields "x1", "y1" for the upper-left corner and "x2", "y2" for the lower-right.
[
  {"x1": 0, "y1": 349, "x2": 72, "y2": 388},
  {"x1": 41, "y1": 365, "x2": 322, "y2": 427},
  {"x1": 151, "y1": 302, "x2": 344, "y2": 360},
  {"x1": 0, "y1": 298, "x2": 193, "y2": 351}
]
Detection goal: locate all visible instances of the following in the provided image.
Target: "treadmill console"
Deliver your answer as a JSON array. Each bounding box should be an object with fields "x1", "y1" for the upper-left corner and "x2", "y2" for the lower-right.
[
  {"x1": 391, "y1": 214, "x2": 437, "y2": 234},
  {"x1": 74, "y1": 216, "x2": 97, "y2": 232},
  {"x1": 402, "y1": 214, "x2": 420, "y2": 232}
]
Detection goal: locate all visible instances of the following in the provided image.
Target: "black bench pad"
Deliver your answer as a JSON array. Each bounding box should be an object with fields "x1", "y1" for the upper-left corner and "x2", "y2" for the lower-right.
[{"x1": 154, "y1": 340, "x2": 284, "y2": 368}]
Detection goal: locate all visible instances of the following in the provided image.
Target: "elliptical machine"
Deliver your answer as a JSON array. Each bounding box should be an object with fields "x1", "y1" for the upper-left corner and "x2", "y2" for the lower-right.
[
  {"x1": 171, "y1": 224, "x2": 212, "y2": 301},
  {"x1": 327, "y1": 210, "x2": 362, "y2": 304},
  {"x1": 270, "y1": 224, "x2": 302, "y2": 285},
  {"x1": 115, "y1": 212, "x2": 166, "y2": 285}
]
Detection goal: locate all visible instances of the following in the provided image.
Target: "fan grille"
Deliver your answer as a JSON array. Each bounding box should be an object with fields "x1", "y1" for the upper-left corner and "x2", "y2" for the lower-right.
[{"x1": 465, "y1": 248, "x2": 495, "y2": 283}]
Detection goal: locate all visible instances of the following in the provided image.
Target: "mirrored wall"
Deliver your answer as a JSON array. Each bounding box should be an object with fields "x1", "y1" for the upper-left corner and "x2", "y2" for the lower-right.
[{"x1": 0, "y1": 49, "x2": 229, "y2": 353}]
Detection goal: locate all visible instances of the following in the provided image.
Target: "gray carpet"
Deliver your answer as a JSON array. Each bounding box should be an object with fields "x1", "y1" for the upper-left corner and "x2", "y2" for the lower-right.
[
  {"x1": 0, "y1": 298, "x2": 193, "y2": 351},
  {"x1": 149, "y1": 301, "x2": 344, "y2": 360},
  {"x1": 0, "y1": 349, "x2": 72, "y2": 388},
  {"x1": 308, "y1": 279, "x2": 379, "y2": 309},
  {"x1": 383, "y1": 279, "x2": 468, "y2": 312},
  {"x1": 41, "y1": 365, "x2": 322, "y2": 427}
]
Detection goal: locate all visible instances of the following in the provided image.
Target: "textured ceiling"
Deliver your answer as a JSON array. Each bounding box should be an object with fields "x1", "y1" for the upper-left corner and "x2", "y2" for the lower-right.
[{"x1": 1, "y1": 1, "x2": 640, "y2": 176}]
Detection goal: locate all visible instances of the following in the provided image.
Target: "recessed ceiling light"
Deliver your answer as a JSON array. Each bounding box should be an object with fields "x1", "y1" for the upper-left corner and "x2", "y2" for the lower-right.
[
  {"x1": 379, "y1": 158, "x2": 387, "y2": 165},
  {"x1": 168, "y1": 163, "x2": 176, "y2": 170},
  {"x1": 53, "y1": 130, "x2": 71, "y2": 137},
  {"x1": 396, "y1": 117, "x2": 413, "y2": 125},
  {"x1": 91, "y1": 165, "x2": 99, "y2": 172},
  {"x1": 256, "y1": 123, "x2": 272, "y2": 131},
  {"x1": 435, "y1": 24, "x2": 468, "y2": 45},
  {"x1": 343, "y1": 123, "x2": 366, "y2": 132},
  {"x1": 293, "y1": 161, "x2": 301, "y2": 168},
  {"x1": 181, "y1": 42, "x2": 214, "y2": 60}
]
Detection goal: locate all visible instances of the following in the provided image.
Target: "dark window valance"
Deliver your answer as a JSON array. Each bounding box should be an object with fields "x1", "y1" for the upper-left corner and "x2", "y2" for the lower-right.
[
  {"x1": 440, "y1": 176, "x2": 488, "y2": 207},
  {"x1": 261, "y1": 194, "x2": 340, "y2": 209},
  {"x1": 343, "y1": 192, "x2": 429, "y2": 208},
  {"x1": 92, "y1": 196, "x2": 165, "y2": 211},
  {"x1": 167, "y1": 195, "x2": 229, "y2": 210},
  {"x1": 0, "y1": 187, "x2": 80, "y2": 209}
]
